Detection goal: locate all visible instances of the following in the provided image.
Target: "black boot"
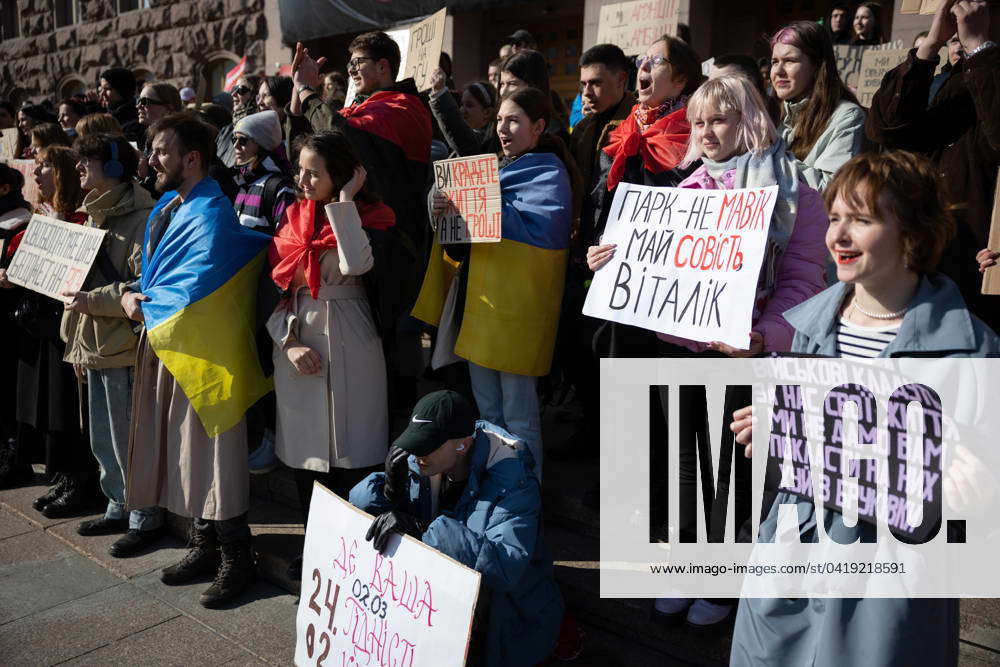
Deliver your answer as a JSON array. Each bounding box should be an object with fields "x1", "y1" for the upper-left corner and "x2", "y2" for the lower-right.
[
  {"x1": 0, "y1": 438, "x2": 33, "y2": 489},
  {"x1": 199, "y1": 540, "x2": 256, "y2": 608},
  {"x1": 32, "y1": 474, "x2": 67, "y2": 511},
  {"x1": 161, "y1": 523, "x2": 220, "y2": 585},
  {"x1": 41, "y1": 475, "x2": 96, "y2": 518}
]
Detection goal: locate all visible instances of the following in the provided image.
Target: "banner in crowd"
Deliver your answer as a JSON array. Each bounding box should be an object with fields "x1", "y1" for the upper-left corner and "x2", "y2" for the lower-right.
[
  {"x1": 404, "y1": 7, "x2": 447, "y2": 92},
  {"x1": 582, "y1": 183, "x2": 778, "y2": 349},
  {"x1": 0, "y1": 128, "x2": 17, "y2": 160},
  {"x1": 432, "y1": 154, "x2": 501, "y2": 244},
  {"x1": 6, "y1": 214, "x2": 106, "y2": 302},
  {"x1": 835, "y1": 41, "x2": 903, "y2": 91},
  {"x1": 856, "y1": 48, "x2": 909, "y2": 107},
  {"x1": 596, "y1": 0, "x2": 679, "y2": 55},
  {"x1": 294, "y1": 485, "x2": 480, "y2": 667},
  {"x1": 8, "y1": 160, "x2": 39, "y2": 209}
]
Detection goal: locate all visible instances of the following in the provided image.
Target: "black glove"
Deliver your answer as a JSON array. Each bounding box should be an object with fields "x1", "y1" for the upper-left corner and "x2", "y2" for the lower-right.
[
  {"x1": 382, "y1": 445, "x2": 411, "y2": 505},
  {"x1": 365, "y1": 511, "x2": 426, "y2": 554}
]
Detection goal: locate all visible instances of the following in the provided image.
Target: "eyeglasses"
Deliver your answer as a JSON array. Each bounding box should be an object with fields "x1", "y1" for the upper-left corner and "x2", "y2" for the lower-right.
[
  {"x1": 232, "y1": 135, "x2": 250, "y2": 147},
  {"x1": 137, "y1": 97, "x2": 165, "y2": 108},
  {"x1": 635, "y1": 55, "x2": 670, "y2": 69},
  {"x1": 347, "y1": 56, "x2": 375, "y2": 71},
  {"x1": 232, "y1": 85, "x2": 252, "y2": 96}
]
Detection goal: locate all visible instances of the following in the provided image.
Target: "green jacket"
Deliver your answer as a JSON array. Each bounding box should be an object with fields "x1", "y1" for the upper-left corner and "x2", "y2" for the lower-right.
[{"x1": 61, "y1": 181, "x2": 155, "y2": 369}]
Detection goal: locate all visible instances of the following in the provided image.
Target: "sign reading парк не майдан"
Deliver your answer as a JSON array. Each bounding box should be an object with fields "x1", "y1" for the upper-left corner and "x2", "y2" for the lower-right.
[
  {"x1": 596, "y1": 0, "x2": 679, "y2": 55},
  {"x1": 583, "y1": 183, "x2": 777, "y2": 350}
]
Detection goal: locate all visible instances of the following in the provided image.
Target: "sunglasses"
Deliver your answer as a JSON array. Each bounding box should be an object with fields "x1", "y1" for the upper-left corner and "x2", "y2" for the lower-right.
[
  {"x1": 232, "y1": 85, "x2": 252, "y2": 96},
  {"x1": 137, "y1": 97, "x2": 165, "y2": 108},
  {"x1": 232, "y1": 135, "x2": 251, "y2": 147}
]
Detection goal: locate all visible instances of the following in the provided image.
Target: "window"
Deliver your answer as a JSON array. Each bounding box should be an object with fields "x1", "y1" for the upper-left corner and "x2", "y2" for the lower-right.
[
  {"x1": 54, "y1": 0, "x2": 81, "y2": 27},
  {"x1": 118, "y1": 0, "x2": 151, "y2": 12},
  {"x1": 1, "y1": 0, "x2": 20, "y2": 41}
]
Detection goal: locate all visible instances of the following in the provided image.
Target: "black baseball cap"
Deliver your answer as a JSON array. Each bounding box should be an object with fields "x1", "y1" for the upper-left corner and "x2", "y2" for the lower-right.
[
  {"x1": 392, "y1": 391, "x2": 477, "y2": 457},
  {"x1": 506, "y1": 29, "x2": 536, "y2": 46}
]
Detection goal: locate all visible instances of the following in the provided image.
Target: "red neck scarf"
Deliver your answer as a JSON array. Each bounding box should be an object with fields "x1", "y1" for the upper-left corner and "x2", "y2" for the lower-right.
[
  {"x1": 269, "y1": 198, "x2": 395, "y2": 298},
  {"x1": 602, "y1": 104, "x2": 690, "y2": 191}
]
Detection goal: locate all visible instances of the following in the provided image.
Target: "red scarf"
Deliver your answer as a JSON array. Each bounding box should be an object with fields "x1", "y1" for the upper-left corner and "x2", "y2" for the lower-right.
[
  {"x1": 602, "y1": 105, "x2": 690, "y2": 191},
  {"x1": 268, "y1": 198, "x2": 395, "y2": 299},
  {"x1": 339, "y1": 90, "x2": 432, "y2": 164}
]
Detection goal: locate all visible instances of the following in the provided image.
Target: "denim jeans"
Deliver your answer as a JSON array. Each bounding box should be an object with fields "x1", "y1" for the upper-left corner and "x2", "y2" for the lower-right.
[
  {"x1": 468, "y1": 362, "x2": 542, "y2": 480},
  {"x1": 87, "y1": 367, "x2": 163, "y2": 531}
]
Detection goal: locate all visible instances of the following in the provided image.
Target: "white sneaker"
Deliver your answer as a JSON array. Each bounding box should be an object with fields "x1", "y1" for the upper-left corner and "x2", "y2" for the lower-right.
[
  {"x1": 653, "y1": 597, "x2": 694, "y2": 615},
  {"x1": 686, "y1": 599, "x2": 732, "y2": 627}
]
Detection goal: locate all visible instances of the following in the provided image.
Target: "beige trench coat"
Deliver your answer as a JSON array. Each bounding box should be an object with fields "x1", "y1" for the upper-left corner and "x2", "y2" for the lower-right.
[
  {"x1": 125, "y1": 332, "x2": 249, "y2": 520},
  {"x1": 267, "y1": 201, "x2": 388, "y2": 472}
]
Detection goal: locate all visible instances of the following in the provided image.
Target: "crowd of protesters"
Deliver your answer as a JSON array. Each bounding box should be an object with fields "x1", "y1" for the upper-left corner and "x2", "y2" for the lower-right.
[{"x1": 0, "y1": 0, "x2": 997, "y2": 664}]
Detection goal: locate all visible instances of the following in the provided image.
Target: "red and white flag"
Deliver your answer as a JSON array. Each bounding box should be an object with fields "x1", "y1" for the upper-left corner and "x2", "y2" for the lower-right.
[{"x1": 224, "y1": 56, "x2": 248, "y2": 92}]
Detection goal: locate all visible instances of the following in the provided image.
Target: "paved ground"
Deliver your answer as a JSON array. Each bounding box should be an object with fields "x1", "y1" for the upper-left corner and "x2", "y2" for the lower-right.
[{"x1": 0, "y1": 473, "x2": 299, "y2": 666}]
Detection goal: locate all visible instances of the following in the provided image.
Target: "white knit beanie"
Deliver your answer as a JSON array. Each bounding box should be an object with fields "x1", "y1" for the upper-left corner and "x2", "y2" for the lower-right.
[{"x1": 234, "y1": 110, "x2": 282, "y2": 153}]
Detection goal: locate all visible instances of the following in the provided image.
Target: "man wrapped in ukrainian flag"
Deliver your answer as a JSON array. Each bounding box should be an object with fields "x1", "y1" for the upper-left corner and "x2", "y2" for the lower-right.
[{"x1": 120, "y1": 114, "x2": 271, "y2": 608}]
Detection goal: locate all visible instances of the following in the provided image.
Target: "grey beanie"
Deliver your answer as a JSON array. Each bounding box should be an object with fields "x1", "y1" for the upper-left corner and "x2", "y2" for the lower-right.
[{"x1": 234, "y1": 110, "x2": 282, "y2": 152}]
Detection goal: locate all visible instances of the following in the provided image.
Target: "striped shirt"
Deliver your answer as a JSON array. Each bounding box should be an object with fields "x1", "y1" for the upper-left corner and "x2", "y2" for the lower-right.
[
  {"x1": 233, "y1": 157, "x2": 296, "y2": 235},
  {"x1": 836, "y1": 317, "x2": 900, "y2": 358}
]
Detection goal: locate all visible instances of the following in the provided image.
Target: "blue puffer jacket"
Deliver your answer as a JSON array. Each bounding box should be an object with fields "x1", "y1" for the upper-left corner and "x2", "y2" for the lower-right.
[{"x1": 349, "y1": 421, "x2": 564, "y2": 667}]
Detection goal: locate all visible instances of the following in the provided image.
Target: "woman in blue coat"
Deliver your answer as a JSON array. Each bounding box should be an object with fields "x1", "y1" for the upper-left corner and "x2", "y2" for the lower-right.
[{"x1": 729, "y1": 152, "x2": 999, "y2": 666}]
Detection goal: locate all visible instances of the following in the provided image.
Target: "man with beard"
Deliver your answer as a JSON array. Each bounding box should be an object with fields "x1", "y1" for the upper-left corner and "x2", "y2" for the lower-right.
[{"x1": 120, "y1": 113, "x2": 271, "y2": 608}]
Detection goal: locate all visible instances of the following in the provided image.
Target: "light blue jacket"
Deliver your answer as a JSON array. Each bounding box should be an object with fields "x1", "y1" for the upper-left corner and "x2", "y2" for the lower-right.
[
  {"x1": 731, "y1": 274, "x2": 997, "y2": 667},
  {"x1": 349, "y1": 421, "x2": 563, "y2": 667},
  {"x1": 779, "y1": 99, "x2": 866, "y2": 192}
]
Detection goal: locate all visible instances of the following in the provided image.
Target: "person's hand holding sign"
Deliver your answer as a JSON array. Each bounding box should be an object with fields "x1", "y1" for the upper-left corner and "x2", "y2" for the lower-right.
[
  {"x1": 430, "y1": 67, "x2": 447, "y2": 94},
  {"x1": 0, "y1": 268, "x2": 13, "y2": 289},
  {"x1": 62, "y1": 290, "x2": 91, "y2": 314},
  {"x1": 976, "y1": 248, "x2": 999, "y2": 273},
  {"x1": 586, "y1": 243, "x2": 616, "y2": 272},
  {"x1": 431, "y1": 190, "x2": 450, "y2": 217},
  {"x1": 708, "y1": 331, "x2": 764, "y2": 357},
  {"x1": 730, "y1": 405, "x2": 756, "y2": 458},
  {"x1": 365, "y1": 510, "x2": 426, "y2": 554},
  {"x1": 120, "y1": 291, "x2": 149, "y2": 322}
]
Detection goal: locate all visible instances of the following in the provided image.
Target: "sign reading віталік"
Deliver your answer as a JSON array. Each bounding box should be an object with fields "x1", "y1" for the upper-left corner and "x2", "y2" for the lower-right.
[
  {"x1": 6, "y1": 214, "x2": 106, "y2": 302},
  {"x1": 582, "y1": 183, "x2": 777, "y2": 350},
  {"x1": 596, "y1": 0, "x2": 678, "y2": 55},
  {"x1": 433, "y1": 154, "x2": 502, "y2": 244},
  {"x1": 294, "y1": 485, "x2": 480, "y2": 667}
]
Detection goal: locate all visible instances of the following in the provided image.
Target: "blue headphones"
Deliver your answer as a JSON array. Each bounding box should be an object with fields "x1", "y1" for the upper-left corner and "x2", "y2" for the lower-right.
[{"x1": 104, "y1": 140, "x2": 124, "y2": 180}]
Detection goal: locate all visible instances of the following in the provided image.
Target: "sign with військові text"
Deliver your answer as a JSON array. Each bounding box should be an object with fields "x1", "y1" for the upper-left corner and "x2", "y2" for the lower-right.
[
  {"x1": 583, "y1": 183, "x2": 777, "y2": 350},
  {"x1": 294, "y1": 485, "x2": 481, "y2": 667},
  {"x1": 432, "y1": 154, "x2": 502, "y2": 244},
  {"x1": 6, "y1": 214, "x2": 106, "y2": 302}
]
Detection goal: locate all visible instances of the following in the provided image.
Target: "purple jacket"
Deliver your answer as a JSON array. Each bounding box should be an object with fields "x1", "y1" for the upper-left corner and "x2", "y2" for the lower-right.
[{"x1": 657, "y1": 164, "x2": 829, "y2": 353}]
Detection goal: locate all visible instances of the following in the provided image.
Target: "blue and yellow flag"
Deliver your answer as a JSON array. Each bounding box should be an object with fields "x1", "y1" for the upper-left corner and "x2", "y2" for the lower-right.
[{"x1": 140, "y1": 178, "x2": 272, "y2": 437}]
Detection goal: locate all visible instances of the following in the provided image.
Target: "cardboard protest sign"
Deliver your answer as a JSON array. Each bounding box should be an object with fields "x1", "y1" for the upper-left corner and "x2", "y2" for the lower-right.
[
  {"x1": 856, "y1": 48, "x2": 909, "y2": 107},
  {"x1": 900, "y1": 0, "x2": 924, "y2": 12},
  {"x1": 919, "y1": 0, "x2": 941, "y2": 14},
  {"x1": 582, "y1": 184, "x2": 778, "y2": 349},
  {"x1": 295, "y1": 486, "x2": 480, "y2": 667},
  {"x1": 432, "y1": 154, "x2": 501, "y2": 244},
  {"x1": 769, "y1": 380, "x2": 944, "y2": 542},
  {"x1": 6, "y1": 214, "x2": 107, "y2": 302},
  {"x1": 9, "y1": 159, "x2": 40, "y2": 209},
  {"x1": 404, "y1": 8, "x2": 447, "y2": 92},
  {"x1": 836, "y1": 41, "x2": 903, "y2": 91},
  {"x1": 0, "y1": 128, "x2": 18, "y2": 160},
  {"x1": 981, "y1": 176, "x2": 1000, "y2": 294},
  {"x1": 596, "y1": 0, "x2": 678, "y2": 55}
]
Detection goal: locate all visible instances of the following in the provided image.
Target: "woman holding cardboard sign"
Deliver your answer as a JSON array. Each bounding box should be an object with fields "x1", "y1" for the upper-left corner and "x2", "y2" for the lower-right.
[
  {"x1": 414, "y1": 87, "x2": 576, "y2": 481},
  {"x1": 770, "y1": 21, "x2": 866, "y2": 191},
  {"x1": 728, "y1": 152, "x2": 999, "y2": 667}
]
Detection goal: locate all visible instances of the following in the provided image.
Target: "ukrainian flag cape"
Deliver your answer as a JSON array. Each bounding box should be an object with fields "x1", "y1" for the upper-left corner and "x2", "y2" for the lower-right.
[
  {"x1": 140, "y1": 178, "x2": 272, "y2": 437},
  {"x1": 413, "y1": 152, "x2": 571, "y2": 376}
]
